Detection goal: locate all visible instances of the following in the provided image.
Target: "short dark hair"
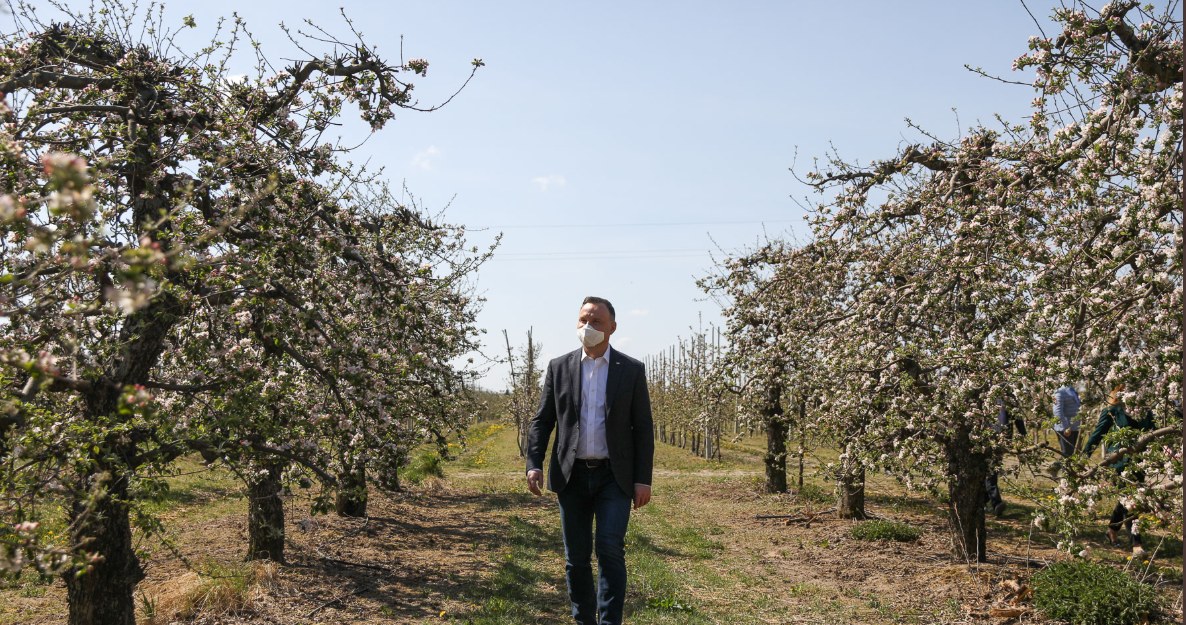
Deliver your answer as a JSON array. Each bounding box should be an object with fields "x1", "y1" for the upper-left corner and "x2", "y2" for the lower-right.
[{"x1": 581, "y1": 296, "x2": 616, "y2": 320}]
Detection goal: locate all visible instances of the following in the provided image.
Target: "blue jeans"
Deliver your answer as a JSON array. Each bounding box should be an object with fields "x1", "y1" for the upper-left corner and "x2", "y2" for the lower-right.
[{"x1": 557, "y1": 462, "x2": 632, "y2": 625}]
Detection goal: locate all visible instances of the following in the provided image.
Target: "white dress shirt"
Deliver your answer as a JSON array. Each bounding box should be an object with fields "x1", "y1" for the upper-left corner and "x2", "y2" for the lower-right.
[{"x1": 578, "y1": 345, "x2": 611, "y2": 459}]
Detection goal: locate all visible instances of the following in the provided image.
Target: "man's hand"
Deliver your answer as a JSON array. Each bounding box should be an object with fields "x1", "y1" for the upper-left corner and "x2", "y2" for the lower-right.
[
  {"x1": 526, "y1": 469, "x2": 544, "y2": 496},
  {"x1": 633, "y1": 483, "x2": 651, "y2": 510}
]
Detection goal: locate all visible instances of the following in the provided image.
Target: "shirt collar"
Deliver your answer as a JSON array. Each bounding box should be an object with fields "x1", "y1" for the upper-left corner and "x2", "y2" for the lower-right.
[{"x1": 582, "y1": 344, "x2": 611, "y2": 364}]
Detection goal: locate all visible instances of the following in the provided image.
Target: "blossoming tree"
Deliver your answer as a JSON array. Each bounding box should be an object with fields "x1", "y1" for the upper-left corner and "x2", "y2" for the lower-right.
[
  {"x1": 713, "y1": 0, "x2": 1181, "y2": 561},
  {"x1": 0, "y1": 3, "x2": 485, "y2": 623}
]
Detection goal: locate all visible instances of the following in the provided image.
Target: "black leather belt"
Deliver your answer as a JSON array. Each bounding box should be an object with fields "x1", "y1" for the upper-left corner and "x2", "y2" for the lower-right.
[{"x1": 577, "y1": 458, "x2": 607, "y2": 469}]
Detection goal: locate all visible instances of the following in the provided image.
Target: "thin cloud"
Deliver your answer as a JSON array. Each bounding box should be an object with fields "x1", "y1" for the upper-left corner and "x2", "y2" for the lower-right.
[
  {"x1": 412, "y1": 146, "x2": 441, "y2": 171},
  {"x1": 629, "y1": 309, "x2": 649, "y2": 317},
  {"x1": 531, "y1": 174, "x2": 566, "y2": 191}
]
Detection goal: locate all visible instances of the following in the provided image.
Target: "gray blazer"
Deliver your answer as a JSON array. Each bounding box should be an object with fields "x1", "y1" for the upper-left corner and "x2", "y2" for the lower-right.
[{"x1": 526, "y1": 347, "x2": 654, "y2": 497}]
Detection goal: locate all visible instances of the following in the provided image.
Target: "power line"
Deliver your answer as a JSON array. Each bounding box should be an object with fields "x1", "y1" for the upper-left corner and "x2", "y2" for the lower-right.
[
  {"x1": 476, "y1": 218, "x2": 798, "y2": 230},
  {"x1": 497, "y1": 247, "x2": 709, "y2": 257},
  {"x1": 493, "y1": 255, "x2": 712, "y2": 262},
  {"x1": 491, "y1": 247, "x2": 718, "y2": 262}
]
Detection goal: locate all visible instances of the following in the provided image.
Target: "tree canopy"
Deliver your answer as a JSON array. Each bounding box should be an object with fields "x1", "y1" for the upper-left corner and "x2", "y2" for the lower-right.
[
  {"x1": 703, "y1": 0, "x2": 1182, "y2": 561},
  {"x1": 0, "y1": 3, "x2": 486, "y2": 623}
]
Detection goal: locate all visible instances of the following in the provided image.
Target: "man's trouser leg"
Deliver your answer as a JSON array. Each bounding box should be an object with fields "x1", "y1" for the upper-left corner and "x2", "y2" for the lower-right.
[
  {"x1": 1057, "y1": 430, "x2": 1079, "y2": 457},
  {"x1": 559, "y1": 465, "x2": 598, "y2": 625},
  {"x1": 592, "y1": 468, "x2": 632, "y2": 625}
]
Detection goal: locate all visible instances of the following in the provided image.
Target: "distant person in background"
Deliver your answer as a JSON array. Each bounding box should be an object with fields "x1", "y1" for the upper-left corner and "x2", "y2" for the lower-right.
[
  {"x1": 1053, "y1": 384, "x2": 1081, "y2": 457},
  {"x1": 1082, "y1": 383, "x2": 1154, "y2": 558},
  {"x1": 986, "y1": 398, "x2": 1027, "y2": 517},
  {"x1": 526, "y1": 296, "x2": 655, "y2": 625}
]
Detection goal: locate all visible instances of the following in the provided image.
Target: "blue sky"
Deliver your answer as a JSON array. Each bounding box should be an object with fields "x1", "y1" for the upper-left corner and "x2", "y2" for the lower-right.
[{"x1": 25, "y1": 1, "x2": 1096, "y2": 388}]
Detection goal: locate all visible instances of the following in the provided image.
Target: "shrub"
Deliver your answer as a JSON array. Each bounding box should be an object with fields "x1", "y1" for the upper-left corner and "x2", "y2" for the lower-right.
[
  {"x1": 849, "y1": 519, "x2": 921, "y2": 542},
  {"x1": 401, "y1": 450, "x2": 446, "y2": 485},
  {"x1": 1032, "y1": 560, "x2": 1159, "y2": 625},
  {"x1": 794, "y1": 483, "x2": 833, "y2": 505}
]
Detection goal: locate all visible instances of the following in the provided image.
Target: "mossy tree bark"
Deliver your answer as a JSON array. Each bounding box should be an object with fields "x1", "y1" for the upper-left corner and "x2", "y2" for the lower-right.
[
  {"x1": 247, "y1": 461, "x2": 286, "y2": 562},
  {"x1": 762, "y1": 383, "x2": 788, "y2": 494},
  {"x1": 945, "y1": 427, "x2": 989, "y2": 563}
]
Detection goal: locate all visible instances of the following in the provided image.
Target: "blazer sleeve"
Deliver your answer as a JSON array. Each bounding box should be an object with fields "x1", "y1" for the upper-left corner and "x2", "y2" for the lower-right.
[
  {"x1": 631, "y1": 363, "x2": 655, "y2": 486},
  {"x1": 526, "y1": 362, "x2": 557, "y2": 474}
]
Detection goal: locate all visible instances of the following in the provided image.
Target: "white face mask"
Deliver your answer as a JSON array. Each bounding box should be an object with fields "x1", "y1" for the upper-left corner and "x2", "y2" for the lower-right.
[{"x1": 577, "y1": 324, "x2": 605, "y2": 349}]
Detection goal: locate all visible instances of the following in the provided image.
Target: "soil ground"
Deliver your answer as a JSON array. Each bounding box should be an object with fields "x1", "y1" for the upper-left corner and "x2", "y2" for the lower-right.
[{"x1": 2, "y1": 422, "x2": 1182, "y2": 624}]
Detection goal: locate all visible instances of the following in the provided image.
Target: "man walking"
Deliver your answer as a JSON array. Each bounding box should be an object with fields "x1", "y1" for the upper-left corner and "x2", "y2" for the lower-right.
[
  {"x1": 526, "y1": 296, "x2": 654, "y2": 625},
  {"x1": 1053, "y1": 384, "x2": 1081, "y2": 457}
]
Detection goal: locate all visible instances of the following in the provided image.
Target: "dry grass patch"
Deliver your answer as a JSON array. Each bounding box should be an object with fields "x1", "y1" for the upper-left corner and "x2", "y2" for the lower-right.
[{"x1": 138, "y1": 560, "x2": 280, "y2": 624}]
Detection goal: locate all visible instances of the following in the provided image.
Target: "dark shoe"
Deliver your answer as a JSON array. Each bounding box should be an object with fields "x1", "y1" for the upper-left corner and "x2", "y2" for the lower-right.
[
  {"x1": 992, "y1": 502, "x2": 1006, "y2": 517},
  {"x1": 1105, "y1": 528, "x2": 1118, "y2": 546}
]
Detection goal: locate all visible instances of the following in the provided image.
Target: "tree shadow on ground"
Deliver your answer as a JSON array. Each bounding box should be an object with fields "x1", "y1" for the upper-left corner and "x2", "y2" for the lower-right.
[{"x1": 278, "y1": 487, "x2": 574, "y2": 624}]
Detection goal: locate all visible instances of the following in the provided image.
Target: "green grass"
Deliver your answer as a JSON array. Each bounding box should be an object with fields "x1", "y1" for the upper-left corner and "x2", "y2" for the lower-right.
[
  {"x1": 849, "y1": 519, "x2": 922, "y2": 542},
  {"x1": 624, "y1": 522, "x2": 710, "y2": 625},
  {"x1": 0, "y1": 568, "x2": 54, "y2": 596},
  {"x1": 793, "y1": 482, "x2": 833, "y2": 505},
  {"x1": 456, "y1": 422, "x2": 514, "y2": 469},
  {"x1": 446, "y1": 513, "x2": 566, "y2": 625},
  {"x1": 399, "y1": 448, "x2": 445, "y2": 485},
  {"x1": 649, "y1": 440, "x2": 755, "y2": 472},
  {"x1": 632, "y1": 503, "x2": 724, "y2": 561},
  {"x1": 135, "y1": 456, "x2": 242, "y2": 518}
]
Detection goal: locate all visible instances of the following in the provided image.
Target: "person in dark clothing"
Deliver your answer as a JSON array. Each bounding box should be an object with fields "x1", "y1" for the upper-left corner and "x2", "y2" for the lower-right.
[
  {"x1": 526, "y1": 297, "x2": 654, "y2": 625},
  {"x1": 1082, "y1": 384, "x2": 1155, "y2": 557},
  {"x1": 986, "y1": 399, "x2": 1027, "y2": 517}
]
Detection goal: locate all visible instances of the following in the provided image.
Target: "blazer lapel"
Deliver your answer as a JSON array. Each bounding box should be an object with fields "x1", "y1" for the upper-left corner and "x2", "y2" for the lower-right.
[
  {"x1": 604, "y1": 351, "x2": 623, "y2": 416},
  {"x1": 568, "y1": 349, "x2": 582, "y2": 420}
]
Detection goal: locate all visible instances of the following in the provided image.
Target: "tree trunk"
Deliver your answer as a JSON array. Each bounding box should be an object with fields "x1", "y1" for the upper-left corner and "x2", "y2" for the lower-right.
[
  {"x1": 63, "y1": 290, "x2": 181, "y2": 625},
  {"x1": 797, "y1": 402, "x2": 807, "y2": 490},
  {"x1": 946, "y1": 432, "x2": 989, "y2": 563},
  {"x1": 335, "y1": 464, "x2": 368, "y2": 517},
  {"x1": 64, "y1": 475, "x2": 142, "y2": 625},
  {"x1": 765, "y1": 419, "x2": 788, "y2": 494},
  {"x1": 763, "y1": 384, "x2": 788, "y2": 494},
  {"x1": 837, "y1": 462, "x2": 867, "y2": 520},
  {"x1": 247, "y1": 462, "x2": 286, "y2": 562}
]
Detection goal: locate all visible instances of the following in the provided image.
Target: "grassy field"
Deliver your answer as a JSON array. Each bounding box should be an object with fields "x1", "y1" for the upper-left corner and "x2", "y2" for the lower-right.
[{"x1": 1, "y1": 421, "x2": 1181, "y2": 624}]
